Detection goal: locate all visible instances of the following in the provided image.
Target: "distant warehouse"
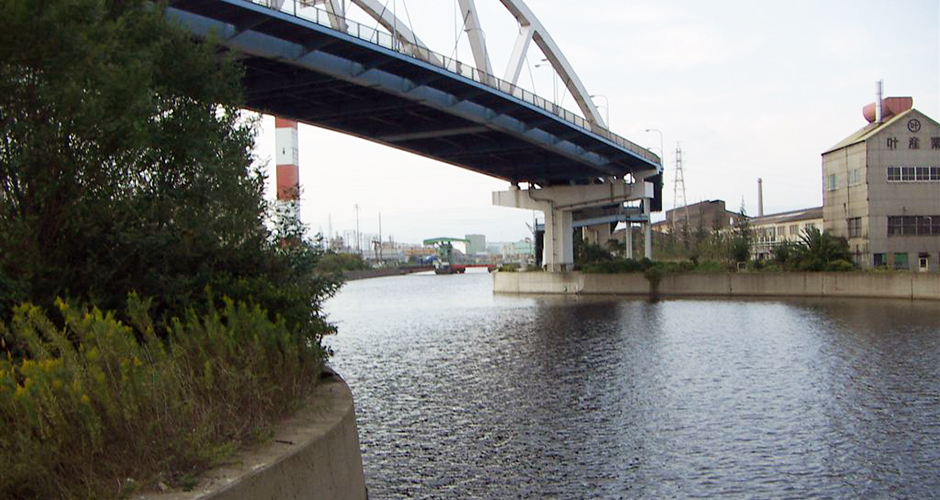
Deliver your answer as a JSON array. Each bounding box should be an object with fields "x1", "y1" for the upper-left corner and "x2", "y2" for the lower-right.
[{"x1": 749, "y1": 207, "x2": 822, "y2": 261}]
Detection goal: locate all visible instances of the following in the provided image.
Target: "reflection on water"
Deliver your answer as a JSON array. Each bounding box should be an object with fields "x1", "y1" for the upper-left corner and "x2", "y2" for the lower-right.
[{"x1": 324, "y1": 271, "x2": 940, "y2": 499}]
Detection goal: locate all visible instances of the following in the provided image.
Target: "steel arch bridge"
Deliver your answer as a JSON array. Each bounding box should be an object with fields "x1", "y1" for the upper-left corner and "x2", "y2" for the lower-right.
[
  {"x1": 168, "y1": 0, "x2": 662, "y2": 186},
  {"x1": 168, "y1": 0, "x2": 663, "y2": 270}
]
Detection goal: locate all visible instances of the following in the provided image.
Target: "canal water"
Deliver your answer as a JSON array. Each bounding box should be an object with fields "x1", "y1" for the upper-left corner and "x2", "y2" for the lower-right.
[{"x1": 324, "y1": 270, "x2": 940, "y2": 499}]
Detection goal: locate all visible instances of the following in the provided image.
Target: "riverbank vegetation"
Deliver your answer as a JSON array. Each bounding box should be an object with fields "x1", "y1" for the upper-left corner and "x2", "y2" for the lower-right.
[
  {"x1": 576, "y1": 226, "x2": 856, "y2": 274},
  {"x1": 1, "y1": 295, "x2": 322, "y2": 499},
  {"x1": 316, "y1": 251, "x2": 372, "y2": 274},
  {"x1": 0, "y1": 1, "x2": 338, "y2": 498}
]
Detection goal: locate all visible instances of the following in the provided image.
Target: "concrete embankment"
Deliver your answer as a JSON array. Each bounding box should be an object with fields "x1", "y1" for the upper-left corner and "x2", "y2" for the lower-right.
[
  {"x1": 343, "y1": 266, "x2": 433, "y2": 281},
  {"x1": 137, "y1": 369, "x2": 367, "y2": 500},
  {"x1": 494, "y1": 271, "x2": 940, "y2": 300}
]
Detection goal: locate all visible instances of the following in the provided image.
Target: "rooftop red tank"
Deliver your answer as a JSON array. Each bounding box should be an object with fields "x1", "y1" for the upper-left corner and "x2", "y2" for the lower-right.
[{"x1": 862, "y1": 97, "x2": 913, "y2": 123}]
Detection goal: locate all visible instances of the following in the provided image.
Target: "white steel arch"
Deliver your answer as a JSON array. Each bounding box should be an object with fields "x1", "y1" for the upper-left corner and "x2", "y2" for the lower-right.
[
  {"x1": 277, "y1": 0, "x2": 605, "y2": 128},
  {"x1": 499, "y1": 1, "x2": 604, "y2": 127},
  {"x1": 276, "y1": 0, "x2": 441, "y2": 64}
]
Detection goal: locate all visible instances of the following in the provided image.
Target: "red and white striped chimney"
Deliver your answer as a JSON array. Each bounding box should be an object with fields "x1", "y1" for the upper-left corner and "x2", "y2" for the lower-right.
[{"x1": 275, "y1": 117, "x2": 300, "y2": 221}]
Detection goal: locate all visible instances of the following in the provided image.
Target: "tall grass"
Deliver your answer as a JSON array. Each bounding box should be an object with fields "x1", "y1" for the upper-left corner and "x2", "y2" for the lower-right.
[{"x1": 0, "y1": 293, "x2": 324, "y2": 500}]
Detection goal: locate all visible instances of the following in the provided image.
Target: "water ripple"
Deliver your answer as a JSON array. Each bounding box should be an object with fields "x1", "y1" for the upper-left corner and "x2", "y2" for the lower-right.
[{"x1": 325, "y1": 272, "x2": 940, "y2": 499}]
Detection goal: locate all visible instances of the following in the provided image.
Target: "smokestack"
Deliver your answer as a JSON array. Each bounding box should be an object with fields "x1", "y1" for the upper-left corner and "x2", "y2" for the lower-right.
[
  {"x1": 275, "y1": 117, "x2": 300, "y2": 222},
  {"x1": 875, "y1": 80, "x2": 883, "y2": 123},
  {"x1": 757, "y1": 178, "x2": 764, "y2": 217}
]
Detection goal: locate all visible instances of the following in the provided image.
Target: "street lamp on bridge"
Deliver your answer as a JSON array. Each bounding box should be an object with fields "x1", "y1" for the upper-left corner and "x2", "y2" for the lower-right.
[
  {"x1": 644, "y1": 128, "x2": 664, "y2": 164},
  {"x1": 590, "y1": 94, "x2": 609, "y2": 129},
  {"x1": 535, "y1": 58, "x2": 559, "y2": 104}
]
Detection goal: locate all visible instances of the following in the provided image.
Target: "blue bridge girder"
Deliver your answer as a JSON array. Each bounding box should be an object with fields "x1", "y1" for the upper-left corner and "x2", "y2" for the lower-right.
[
  {"x1": 167, "y1": 0, "x2": 663, "y2": 186},
  {"x1": 572, "y1": 205, "x2": 646, "y2": 229}
]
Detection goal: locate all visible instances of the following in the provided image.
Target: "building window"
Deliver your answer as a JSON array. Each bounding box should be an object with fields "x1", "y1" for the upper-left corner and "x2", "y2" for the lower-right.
[
  {"x1": 762, "y1": 227, "x2": 775, "y2": 242},
  {"x1": 887, "y1": 166, "x2": 940, "y2": 182},
  {"x1": 894, "y1": 252, "x2": 909, "y2": 270},
  {"x1": 848, "y1": 169, "x2": 861, "y2": 186},
  {"x1": 873, "y1": 253, "x2": 886, "y2": 267},
  {"x1": 804, "y1": 223, "x2": 817, "y2": 232},
  {"x1": 888, "y1": 215, "x2": 940, "y2": 236},
  {"x1": 847, "y1": 217, "x2": 862, "y2": 238},
  {"x1": 789, "y1": 225, "x2": 799, "y2": 236},
  {"x1": 827, "y1": 173, "x2": 838, "y2": 191}
]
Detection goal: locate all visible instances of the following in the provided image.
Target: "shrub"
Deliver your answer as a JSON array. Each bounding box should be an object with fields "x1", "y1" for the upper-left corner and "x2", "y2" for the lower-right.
[
  {"x1": 0, "y1": 2, "x2": 339, "y2": 497},
  {"x1": 771, "y1": 241, "x2": 800, "y2": 267},
  {"x1": 316, "y1": 252, "x2": 371, "y2": 274},
  {"x1": 693, "y1": 260, "x2": 728, "y2": 273},
  {"x1": 575, "y1": 242, "x2": 615, "y2": 265},
  {"x1": 789, "y1": 227, "x2": 853, "y2": 271},
  {"x1": 0, "y1": 0, "x2": 341, "y2": 351},
  {"x1": 825, "y1": 259, "x2": 856, "y2": 272},
  {"x1": 643, "y1": 266, "x2": 664, "y2": 293},
  {"x1": 0, "y1": 294, "x2": 323, "y2": 500}
]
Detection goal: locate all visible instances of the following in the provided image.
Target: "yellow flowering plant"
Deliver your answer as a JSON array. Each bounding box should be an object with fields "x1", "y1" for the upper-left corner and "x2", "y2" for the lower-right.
[{"x1": 0, "y1": 293, "x2": 322, "y2": 500}]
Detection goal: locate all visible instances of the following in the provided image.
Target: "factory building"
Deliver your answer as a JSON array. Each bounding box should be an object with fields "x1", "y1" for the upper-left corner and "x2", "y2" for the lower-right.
[
  {"x1": 749, "y1": 207, "x2": 823, "y2": 261},
  {"x1": 822, "y1": 96, "x2": 940, "y2": 270},
  {"x1": 652, "y1": 200, "x2": 744, "y2": 234}
]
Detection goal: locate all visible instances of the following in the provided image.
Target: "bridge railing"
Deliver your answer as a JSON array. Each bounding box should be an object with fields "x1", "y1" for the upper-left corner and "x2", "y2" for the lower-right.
[{"x1": 250, "y1": 0, "x2": 661, "y2": 167}]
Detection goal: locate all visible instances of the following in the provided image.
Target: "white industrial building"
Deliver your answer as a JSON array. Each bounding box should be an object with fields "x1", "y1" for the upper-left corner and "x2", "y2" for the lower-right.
[{"x1": 749, "y1": 207, "x2": 823, "y2": 261}]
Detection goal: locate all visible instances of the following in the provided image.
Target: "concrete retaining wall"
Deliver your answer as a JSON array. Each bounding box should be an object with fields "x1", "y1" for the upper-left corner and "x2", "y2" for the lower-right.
[
  {"x1": 494, "y1": 271, "x2": 940, "y2": 300},
  {"x1": 137, "y1": 370, "x2": 367, "y2": 500}
]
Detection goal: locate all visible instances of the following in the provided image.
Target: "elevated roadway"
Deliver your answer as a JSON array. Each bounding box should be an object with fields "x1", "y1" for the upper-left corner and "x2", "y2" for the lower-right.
[
  {"x1": 167, "y1": 0, "x2": 663, "y2": 269},
  {"x1": 168, "y1": 0, "x2": 661, "y2": 186}
]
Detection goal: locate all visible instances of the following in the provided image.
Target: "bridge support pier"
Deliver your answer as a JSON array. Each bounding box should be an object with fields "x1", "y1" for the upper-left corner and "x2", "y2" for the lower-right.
[
  {"x1": 494, "y1": 181, "x2": 652, "y2": 272},
  {"x1": 582, "y1": 223, "x2": 612, "y2": 248},
  {"x1": 643, "y1": 198, "x2": 652, "y2": 259},
  {"x1": 624, "y1": 223, "x2": 634, "y2": 259}
]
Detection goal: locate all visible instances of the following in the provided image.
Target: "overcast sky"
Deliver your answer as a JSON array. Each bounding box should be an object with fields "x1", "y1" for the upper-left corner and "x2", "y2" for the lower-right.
[{"x1": 252, "y1": 0, "x2": 939, "y2": 245}]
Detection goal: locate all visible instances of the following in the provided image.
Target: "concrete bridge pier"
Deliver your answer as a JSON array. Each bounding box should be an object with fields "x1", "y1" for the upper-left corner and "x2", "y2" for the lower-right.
[
  {"x1": 582, "y1": 223, "x2": 612, "y2": 247},
  {"x1": 494, "y1": 180, "x2": 653, "y2": 272},
  {"x1": 643, "y1": 198, "x2": 652, "y2": 259},
  {"x1": 624, "y1": 222, "x2": 634, "y2": 259}
]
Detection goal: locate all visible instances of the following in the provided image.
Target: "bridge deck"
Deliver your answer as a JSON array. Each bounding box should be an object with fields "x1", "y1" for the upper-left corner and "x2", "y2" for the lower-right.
[{"x1": 169, "y1": 0, "x2": 661, "y2": 185}]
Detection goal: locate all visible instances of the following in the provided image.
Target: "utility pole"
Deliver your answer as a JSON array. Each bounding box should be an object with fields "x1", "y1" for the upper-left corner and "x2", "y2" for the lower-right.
[
  {"x1": 378, "y1": 212, "x2": 383, "y2": 263},
  {"x1": 354, "y1": 203, "x2": 361, "y2": 257}
]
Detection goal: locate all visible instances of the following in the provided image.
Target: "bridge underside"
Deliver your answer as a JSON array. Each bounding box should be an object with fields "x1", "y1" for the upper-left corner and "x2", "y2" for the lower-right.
[
  {"x1": 168, "y1": 0, "x2": 661, "y2": 186},
  {"x1": 243, "y1": 56, "x2": 583, "y2": 181}
]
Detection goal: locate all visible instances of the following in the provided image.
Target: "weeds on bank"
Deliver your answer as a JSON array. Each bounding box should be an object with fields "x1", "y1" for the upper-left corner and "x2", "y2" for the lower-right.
[{"x1": 0, "y1": 293, "x2": 324, "y2": 500}]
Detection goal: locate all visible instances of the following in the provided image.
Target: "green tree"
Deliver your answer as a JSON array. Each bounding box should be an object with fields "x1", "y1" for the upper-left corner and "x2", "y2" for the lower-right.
[
  {"x1": 791, "y1": 226, "x2": 854, "y2": 271},
  {"x1": 0, "y1": 0, "x2": 337, "y2": 342},
  {"x1": 770, "y1": 240, "x2": 799, "y2": 268},
  {"x1": 730, "y1": 205, "x2": 752, "y2": 263}
]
